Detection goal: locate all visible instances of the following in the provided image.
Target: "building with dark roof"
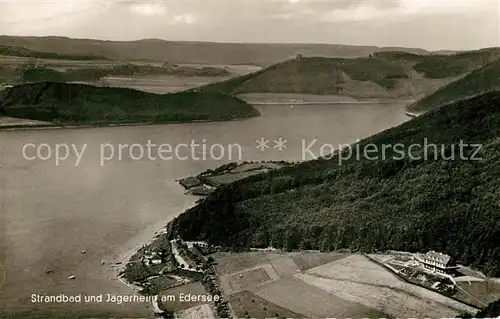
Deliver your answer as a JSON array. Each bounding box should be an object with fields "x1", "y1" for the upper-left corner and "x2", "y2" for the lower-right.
[{"x1": 414, "y1": 251, "x2": 459, "y2": 275}]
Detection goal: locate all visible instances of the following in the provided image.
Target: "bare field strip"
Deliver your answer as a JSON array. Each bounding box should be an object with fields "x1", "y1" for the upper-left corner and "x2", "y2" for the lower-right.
[
  {"x1": 229, "y1": 290, "x2": 304, "y2": 318},
  {"x1": 307, "y1": 254, "x2": 404, "y2": 287},
  {"x1": 213, "y1": 251, "x2": 297, "y2": 276},
  {"x1": 269, "y1": 256, "x2": 301, "y2": 277},
  {"x1": 251, "y1": 276, "x2": 387, "y2": 318},
  {"x1": 367, "y1": 254, "x2": 397, "y2": 264},
  {"x1": 292, "y1": 251, "x2": 351, "y2": 271},
  {"x1": 219, "y1": 264, "x2": 279, "y2": 296},
  {"x1": 177, "y1": 303, "x2": 214, "y2": 319}
]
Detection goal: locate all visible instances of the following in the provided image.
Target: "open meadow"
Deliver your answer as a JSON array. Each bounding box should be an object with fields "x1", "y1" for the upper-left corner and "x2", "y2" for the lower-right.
[
  {"x1": 297, "y1": 254, "x2": 478, "y2": 318},
  {"x1": 212, "y1": 252, "x2": 479, "y2": 318}
]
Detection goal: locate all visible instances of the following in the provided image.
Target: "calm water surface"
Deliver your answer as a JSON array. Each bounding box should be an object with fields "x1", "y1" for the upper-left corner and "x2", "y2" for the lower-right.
[{"x1": 0, "y1": 103, "x2": 410, "y2": 317}]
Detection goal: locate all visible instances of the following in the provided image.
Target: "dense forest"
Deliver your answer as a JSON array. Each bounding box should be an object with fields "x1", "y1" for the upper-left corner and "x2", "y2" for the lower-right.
[
  {"x1": 0, "y1": 82, "x2": 259, "y2": 125},
  {"x1": 169, "y1": 91, "x2": 500, "y2": 276}
]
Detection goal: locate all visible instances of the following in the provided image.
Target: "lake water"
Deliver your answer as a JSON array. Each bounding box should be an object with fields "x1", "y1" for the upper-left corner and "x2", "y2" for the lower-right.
[{"x1": 0, "y1": 103, "x2": 410, "y2": 317}]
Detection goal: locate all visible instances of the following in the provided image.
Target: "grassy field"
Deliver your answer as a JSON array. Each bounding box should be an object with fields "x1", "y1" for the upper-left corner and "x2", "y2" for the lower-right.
[
  {"x1": 179, "y1": 162, "x2": 289, "y2": 196},
  {"x1": 220, "y1": 266, "x2": 275, "y2": 295},
  {"x1": 296, "y1": 254, "x2": 478, "y2": 318},
  {"x1": 269, "y1": 256, "x2": 301, "y2": 277},
  {"x1": 0, "y1": 82, "x2": 260, "y2": 126},
  {"x1": 306, "y1": 254, "x2": 405, "y2": 287},
  {"x1": 212, "y1": 251, "x2": 480, "y2": 318},
  {"x1": 212, "y1": 251, "x2": 297, "y2": 276},
  {"x1": 229, "y1": 290, "x2": 304, "y2": 318},
  {"x1": 291, "y1": 251, "x2": 351, "y2": 271},
  {"x1": 252, "y1": 276, "x2": 387, "y2": 318},
  {"x1": 176, "y1": 304, "x2": 214, "y2": 319},
  {"x1": 159, "y1": 282, "x2": 208, "y2": 311}
]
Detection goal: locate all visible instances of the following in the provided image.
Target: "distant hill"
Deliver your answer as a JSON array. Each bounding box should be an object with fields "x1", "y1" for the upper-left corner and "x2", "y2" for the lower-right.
[
  {"x1": 20, "y1": 64, "x2": 229, "y2": 82},
  {"x1": 408, "y1": 58, "x2": 500, "y2": 112},
  {"x1": 191, "y1": 50, "x2": 500, "y2": 98},
  {"x1": 0, "y1": 35, "x2": 442, "y2": 66},
  {"x1": 168, "y1": 91, "x2": 500, "y2": 277},
  {"x1": 0, "y1": 63, "x2": 230, "y2": 87},
  {"x1": 0, "y1": 82, "x2": 258, "y2": 125},
  {"x1": 0, "y1": 45, "x2": 107, "y2": 60}
]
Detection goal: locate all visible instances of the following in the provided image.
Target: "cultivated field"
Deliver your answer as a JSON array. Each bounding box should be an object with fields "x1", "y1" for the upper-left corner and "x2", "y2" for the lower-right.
[
  {"x1": 251, "y1": 276, "x2": 387, "y2": 318},
  {"x1": 291, "y1": 251, "x2": 351, "y2": 271},
  {"x1": 269, "y1": 255, "x2": 301, "y2": 277},
  {"x1": 100, "y1": 75, "x2": 232, "y2": 94},
  {"x1": 219, "y1": 264, "x2": 279, "y2": 295},
  {"x1": 176, "y1": 303, "x2": 215, "y2": 319},
  {"x1": 213, "y1": 251, "x2": 297, "y2": 276},
  {"x1": 297, "y1": 254, "x2": 478, "y2": 318},
  {"x1": 214, "y1": 252, "x2": 479, "y2": 319},
  {"x1": 159, "y1": 282, "x2": 207, "y2": 311},
  {"x1": 229, "y1": 290, "x2": 304, "y2": 318}
]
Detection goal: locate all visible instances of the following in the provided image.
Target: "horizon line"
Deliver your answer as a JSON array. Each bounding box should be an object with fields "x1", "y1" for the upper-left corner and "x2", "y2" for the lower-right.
[{"x1": 2, "y1": 34, "x2": 498, "y2": 52}]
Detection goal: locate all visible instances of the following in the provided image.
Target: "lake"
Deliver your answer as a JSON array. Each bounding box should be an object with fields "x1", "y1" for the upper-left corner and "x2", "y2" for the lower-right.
[{"x1": 0, "y1": 103, "x2": 410, "y2": 317}]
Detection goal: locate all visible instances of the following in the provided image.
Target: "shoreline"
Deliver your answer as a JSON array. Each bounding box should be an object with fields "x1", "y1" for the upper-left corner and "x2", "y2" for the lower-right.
[
  {"x1": 0, "y1": 96, "x2": 412, "y2": 131},
  {"x1": 405, "y1": 111, "x2": 422, "y2": 118},
  {"x1": 249, "y1": 100, "x2": 415, "y2": 105},
  {"x1": 0, "y1": 114, "x2": 259, "y2": 131},
  {"x1": 109, "y1": 200, "x2": 197, "y2": 316}
]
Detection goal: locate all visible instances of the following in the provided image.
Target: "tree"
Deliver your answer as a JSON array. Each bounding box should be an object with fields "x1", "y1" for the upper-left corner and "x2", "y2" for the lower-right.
[{"x1": 157, "y1": 249, "x2": 169, "y2": 263}]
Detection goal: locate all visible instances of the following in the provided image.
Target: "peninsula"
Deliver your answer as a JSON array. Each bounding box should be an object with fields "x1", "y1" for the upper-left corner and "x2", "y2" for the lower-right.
[{"x1": 0, "y1": 82, "x2": 260, "y2": 128}]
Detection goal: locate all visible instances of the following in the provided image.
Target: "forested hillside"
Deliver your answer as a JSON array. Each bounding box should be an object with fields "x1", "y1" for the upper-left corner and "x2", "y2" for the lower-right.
[
  {"x1": 192, "y1": 50, "x2": 500, "y2": 96},
  {"x1": 169, "y1": 91, "x2": 500, "y2": 276},
  {"x1": 408, "y1": 58, "x2": 500, "y2": 112},
  {"x1": 0, "y1": 82, "x2": 259, "y2": 125}
]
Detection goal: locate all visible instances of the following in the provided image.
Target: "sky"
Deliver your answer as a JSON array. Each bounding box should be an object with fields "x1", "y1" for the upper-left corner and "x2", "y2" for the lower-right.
[{"x1": 0, "y1": 0, "x2": 498, "y2": 51}]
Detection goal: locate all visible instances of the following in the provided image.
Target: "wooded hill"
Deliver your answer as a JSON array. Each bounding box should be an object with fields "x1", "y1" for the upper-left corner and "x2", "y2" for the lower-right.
[
  {"x1": 191, "y1": 49, "x2": 500, "y2": 98},
  {"x1": 168, "y1": 91, "x2": 500, "y2": 277},
  {"x1": 0, "y1": 35, "x2": 435, "y2": 65},
  {"x1": 0, "y1": 82, "x2": 259, "y2": 125}
]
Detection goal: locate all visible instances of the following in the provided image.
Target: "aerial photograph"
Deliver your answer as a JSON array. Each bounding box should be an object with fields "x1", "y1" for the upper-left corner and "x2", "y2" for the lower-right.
[{"x1": 0, "y1": 0, "x2": 499, "y2": 318}]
